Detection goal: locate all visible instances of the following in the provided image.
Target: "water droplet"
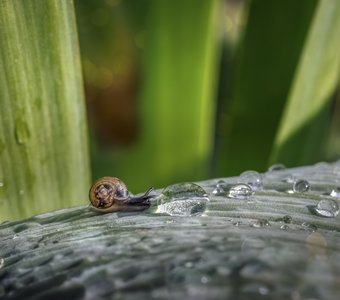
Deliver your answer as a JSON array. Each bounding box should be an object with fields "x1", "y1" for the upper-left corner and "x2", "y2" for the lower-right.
[
  {"x1": 228, "y1": 184, "x2": 253, "y2": 199},
  {"x1": 238, "y1": 170, "x2": 262, "y2": 191},
  {"x1": 281, "y1": 174, "x2": 296, "y2": 183},
  {"x1": 212, "y1": 186, "x2": 225, "y2": 196},
  {"x1": 19, "y1": 190, "x2": 24, "y2": 196},
  {"x1": 280, "y1": 224, "x2": 290, "y2": 230},
  {"x1": 0, "y1": 182, "x2": 4, "y2": 187},
  {"x1": 216, "y1": 179, "x2": 227, "y2": 187},
  {"x1": 293, "y1": 179, "x2": 310, "y2": 193},
  {"x1": 259, "y1": 286, "x2": 269, "y2": 295},
  {"x1": 313, "y1": 199, "x2": 339, "y2": 218},
  {"x1": 0, "y1": 258, "x2": 4, "y2": 269},
  {"x1": 154, "y1": 183, "x2": 209, "y2": 216},
  {"x1": 251, "y1": 219, "x2": 271, "y2": 228},
  {"x1": 200, "y1": 276, "x2": 208, "y2": 284},
  {"x1": 15, "y1": 113, "x2": 30, "y2": 145},
  {"x1": 268, "y1": 164, "x2": 285, "y2": 171},
  {"x1": 301, "y1": 222, "x2": 317, "y2": 232},
  {"x1": 283, "y1": 215, "x2": 292, "y2": 223},
  {"x1": 330, "y1": 188, "x2": 340, "y2": 198}
]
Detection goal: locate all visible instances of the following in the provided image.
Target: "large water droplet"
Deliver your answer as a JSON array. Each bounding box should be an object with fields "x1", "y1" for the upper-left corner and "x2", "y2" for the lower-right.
[
  {"x1": 15, "y1": 114, "x2": 30, "y2": 145},
  {"x1": 267, "y1": 164, "x2": 285, "y2": 171},
  {"x1": 228, "y1": 184, "x2": 253, "y2": 199},
  {"x1": 238, "y1": 170, "x2": 262, "y2": 191},
  {"x1": 313, "y1": 199, "x2": 339, "y2": 218},
  {"x1": 293, "y1": 179, "x2": 310, "y2": 193},
  {"x1": 154, "y1": 183, "x2": 209, "y2": 216}
]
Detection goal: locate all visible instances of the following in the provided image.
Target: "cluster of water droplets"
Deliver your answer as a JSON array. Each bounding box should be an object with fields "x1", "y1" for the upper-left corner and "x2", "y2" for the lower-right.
[
  {"x1": 152, "y1": 162, "x2": 340, "y2": 227},
  {"x1": 211, "y1": 170, "x2": 263, "y2": 200}
]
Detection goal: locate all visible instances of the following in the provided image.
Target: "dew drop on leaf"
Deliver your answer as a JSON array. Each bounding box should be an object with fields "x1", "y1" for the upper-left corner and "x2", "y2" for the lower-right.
[
  {"x1": 238, "y1": 170, "x2": 262, "y2": 191},
  {"x1": 228, "y1": 184, "x2": 253, "y2": 200},
  {"x1": 293, "y1": 179, "x2": 310, "y2": 193},
  {"x1": 313, "y1": 199, "x2": 339, "y2": 218},
  {"x1": 267, "y1": 164, "x2": 285, "y2": 172}
]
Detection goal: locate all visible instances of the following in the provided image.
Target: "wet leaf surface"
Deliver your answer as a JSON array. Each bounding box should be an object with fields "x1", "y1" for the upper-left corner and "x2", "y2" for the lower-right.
[{"x1": 1, "y1": 162, "x2": 340, "y2": 299}]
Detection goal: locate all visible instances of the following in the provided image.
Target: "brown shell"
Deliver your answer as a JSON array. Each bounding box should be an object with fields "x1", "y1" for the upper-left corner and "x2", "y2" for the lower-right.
[{"x1": 89, "y1": 177, "x2": 129, "y2": 212}]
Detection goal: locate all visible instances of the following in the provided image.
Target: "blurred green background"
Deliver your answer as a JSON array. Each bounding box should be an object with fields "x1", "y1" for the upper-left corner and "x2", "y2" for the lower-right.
[
  {"x1": 75, "y1": 0, "x2": 340, "y2": 192},
  {"x1": 1, "y1": 0, "x2": 339, "y2": 220}
]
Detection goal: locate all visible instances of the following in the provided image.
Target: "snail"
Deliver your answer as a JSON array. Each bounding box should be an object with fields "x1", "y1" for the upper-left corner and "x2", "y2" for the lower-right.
[{"x1": 89, "y1": 177, "x2": 154, "y2": 213}]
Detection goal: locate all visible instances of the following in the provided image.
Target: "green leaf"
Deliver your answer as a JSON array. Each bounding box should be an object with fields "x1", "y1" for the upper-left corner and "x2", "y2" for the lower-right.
[
  {"x1": 213, "y1": 0, "x2": 317, "y2": 177},
  {"x1": 271, "y1": 0, "x2": 340, "y2": 165},
  {"x1": 0, "y1": 0, "x2": 91, "y2": 220}
]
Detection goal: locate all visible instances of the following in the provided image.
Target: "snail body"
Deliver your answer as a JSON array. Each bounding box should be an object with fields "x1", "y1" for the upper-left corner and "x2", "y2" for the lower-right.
[{"x1": 89, "y1": 177, "x2": 153, "y2": 213}]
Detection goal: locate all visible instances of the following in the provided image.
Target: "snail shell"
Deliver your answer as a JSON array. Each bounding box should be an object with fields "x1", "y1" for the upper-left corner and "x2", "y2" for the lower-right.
[{"x1": 89, "y1": 177, "x2": 153, "y2": 213}]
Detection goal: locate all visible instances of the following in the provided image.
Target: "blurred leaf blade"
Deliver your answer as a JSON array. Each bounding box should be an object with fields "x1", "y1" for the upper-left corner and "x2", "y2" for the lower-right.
[
  {"x1": 0, "y1": 0, "x2": 91, "y2": 220},
  {"x1": 213, "y1": 0, "x2": 318, "y2": 177},
  {"x1": 86, "y1": 0, "x2": 222, "y2": 191},
  {"x1": 271, "y1": 0, "x2": 340, "y2": 165}
]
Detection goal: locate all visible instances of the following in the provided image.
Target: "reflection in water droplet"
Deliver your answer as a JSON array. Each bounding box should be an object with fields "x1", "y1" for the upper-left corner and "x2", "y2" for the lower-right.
[
  {"x1": 268, "y1": 164, "x2": 285, "y2": 171},
  {"x1": 283, "y1": 215, "x2": 292, "y2": 223},
  {"x1": 154, "y1": 183, "x2": 209, "y2": 216},
  {"x1": 0, "y1": 258, "x2": 4, "y2": 269},
  {"x1": 280, "y1": 224, "x2": 290, "y2": 230},
  {"x1": 238, "y1": 170, "x2": 262, "y2": 191},
  {"x1": 293, "y1": 179, "x2": 310, "y2": 193},
  {"x1": 313, "y1": 199, "x2": 339, "y2": 218},
  {"x1": 228, "y1": 184, "x2": 253, "y2": 199},
  {"x1": 330, "y1": 188, "x2": 340, "y2": 198},
  {"x1": 301, "y1": 222, "x2": 317, "y2": 232},
  {"x1": 251, "y1": 219, "x2": 271, "y2": 228}
]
